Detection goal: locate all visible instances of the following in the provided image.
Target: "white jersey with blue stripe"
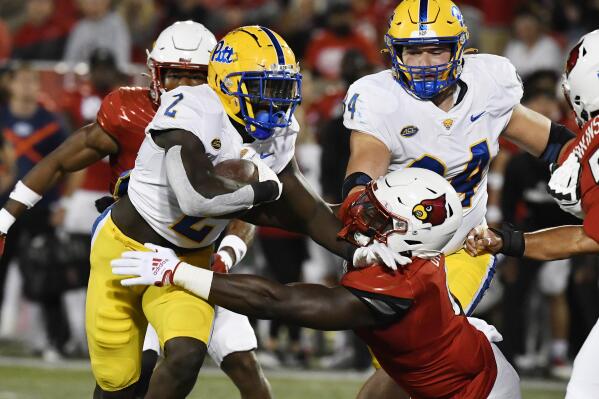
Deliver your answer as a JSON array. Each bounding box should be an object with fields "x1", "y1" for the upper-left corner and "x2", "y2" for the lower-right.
[
  {"x1": 343, "y1": 54, "x2": 523, "y2": 254},
  {"x1": 128, "y1": 84, "x2": 299, "y2": 249}
]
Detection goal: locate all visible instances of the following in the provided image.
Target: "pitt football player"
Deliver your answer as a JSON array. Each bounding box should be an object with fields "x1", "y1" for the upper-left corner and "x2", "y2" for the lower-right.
[
  {"x1": 0, "y1": 22, "x2": 272, "y2": 399},
  {"x1": 112, "y1": 168, "x2": 522, "y2": 399},
  {"x1": 340, "y1": 0, "x2": 577, "y2": 396},
  {"x1": 466, "y1": 30, "x2": 599, "y2": 399}
]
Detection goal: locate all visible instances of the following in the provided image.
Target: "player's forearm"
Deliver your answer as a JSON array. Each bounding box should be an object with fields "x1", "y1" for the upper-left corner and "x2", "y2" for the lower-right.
[
  {"x1": 174, "y1": 265, "x2": 351, "y2": 329},
  {"x1": 524, "y1": 225, "x2": 599, "y2": 260}
]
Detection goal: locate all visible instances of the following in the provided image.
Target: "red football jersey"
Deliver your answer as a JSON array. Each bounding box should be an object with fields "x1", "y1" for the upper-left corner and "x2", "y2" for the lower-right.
[
  {"x1": 341, "y1": 258, "x2": 497, "y2": 399},
  {"x1": 96, "y1": 87, "x2": 157, "y2": 193},
  {"x1": 559, "y1": 116, "x2": 599, "y2": 243}
]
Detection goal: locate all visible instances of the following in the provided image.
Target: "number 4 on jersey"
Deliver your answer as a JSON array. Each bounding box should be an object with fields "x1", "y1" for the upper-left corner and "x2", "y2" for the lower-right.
[
  {"x1": 345, "y1": 93, "x2": 360, "y2": 120},
  {"x1": 410, "y1": 140, "x2": 490, "y2": 207}
]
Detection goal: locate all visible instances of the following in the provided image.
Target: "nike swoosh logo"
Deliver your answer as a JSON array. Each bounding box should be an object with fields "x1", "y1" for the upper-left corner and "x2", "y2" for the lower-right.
[
  {"x1": 260, "y1": 152, "x2": 275, "y2": 159},
  {"x1": 470, "y1": 111, "x2": 486, "y2": 122}
]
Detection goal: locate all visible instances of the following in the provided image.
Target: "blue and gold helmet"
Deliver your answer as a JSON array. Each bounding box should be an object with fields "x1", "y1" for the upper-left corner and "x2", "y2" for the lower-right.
[
  {"x1": 208, "y1": 26, "x2": 302, "y2": 140},
  {"x1": 385, "y1": 0, "x2": 469, "y2": 100}
]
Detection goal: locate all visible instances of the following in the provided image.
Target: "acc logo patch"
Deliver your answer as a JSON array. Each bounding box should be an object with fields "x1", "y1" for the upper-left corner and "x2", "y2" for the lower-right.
[
  {"x1": 412, "y1": 194, "x2": 447, "y2": 226},
  {"x1": 211, "y1": 139, "x2": 222, "y2": 150},
  {"x1": 211, "y1": 41, "x2": 234, "y2": 64},
  {"x1": 442, "y1": 119, "x2": 454, "y2": 130},
  {"x1": 400, "y1": 125, "x2": 419, "y2": 137}
]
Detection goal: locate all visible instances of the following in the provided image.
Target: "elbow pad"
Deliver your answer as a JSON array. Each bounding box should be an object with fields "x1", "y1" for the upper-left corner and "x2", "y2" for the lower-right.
[{"x1": 165, "y1": 146, "x2": 276, "y2": 217}]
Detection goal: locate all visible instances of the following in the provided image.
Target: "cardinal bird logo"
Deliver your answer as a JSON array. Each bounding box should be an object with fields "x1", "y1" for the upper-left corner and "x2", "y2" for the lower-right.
[{"x1": 412, "y1": 195, "x2": 447, "y2": 226}]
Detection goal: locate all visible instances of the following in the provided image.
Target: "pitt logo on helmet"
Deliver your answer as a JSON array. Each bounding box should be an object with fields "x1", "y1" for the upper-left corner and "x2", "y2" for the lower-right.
[
  {"x1": 385, "y1": 0, "x2": 469, "y2": 100},
  {"x1": 208, "y1": 26, "x2": 302, "y2": 140}
]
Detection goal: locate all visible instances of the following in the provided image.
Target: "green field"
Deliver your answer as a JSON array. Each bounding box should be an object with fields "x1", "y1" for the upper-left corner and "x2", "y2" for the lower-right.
[{"x1": 0, "y1": 363, "x2": 566, "y2": 399}]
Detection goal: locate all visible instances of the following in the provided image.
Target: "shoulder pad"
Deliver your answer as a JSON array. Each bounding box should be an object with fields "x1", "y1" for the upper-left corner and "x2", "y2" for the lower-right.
[{"x1": 97, "y1": 87, "x2": 155, "y2": 137}]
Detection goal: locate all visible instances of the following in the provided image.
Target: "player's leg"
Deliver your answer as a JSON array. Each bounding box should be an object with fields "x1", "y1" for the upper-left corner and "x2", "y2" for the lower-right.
[
  {"x1": 355, "y1": 367, "x2": 408, "y2": 399},
  {"x1": 445, "y1": 249, "x2": 497, "y2": 315},
  {"x1": 87, "y1": 213, "x2": 148, "y2": 397},
  {"x1": 142, "y1": 248, "x2": 215, "y2": 399},
  {"x1": 133, "y1": 324, "x2": 161, "y2": 399},
  {"x1": 487, "y1": 343, "x2": 521, "y2": 399},
  {"x1": 566, "y1": 321, "x2": 599, "y2": 399},
  {"x1": 209, "y1": 306, "x2": 272, "y2": 399}
]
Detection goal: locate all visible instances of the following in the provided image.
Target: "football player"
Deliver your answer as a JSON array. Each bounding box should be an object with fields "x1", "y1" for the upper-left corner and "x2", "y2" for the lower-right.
[
  {"x1": 112, "y1": 168, "x2": 522, "y2": 399},
  {"x1": 465, "y1": 30, "x2": 599, "y2": 399},
  {"x1": 0, "y1": 22, "x2": 272, "y2": 399},
  {"x1": 67, "y1": 25, "x2": 396, "y2": 399},
  {"x1": 339, "y1": 0, "x2": 577, "y2": 395}
]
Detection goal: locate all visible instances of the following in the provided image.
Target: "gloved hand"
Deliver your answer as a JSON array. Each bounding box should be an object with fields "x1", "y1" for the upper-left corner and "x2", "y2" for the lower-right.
[
  {"x1": 352, "y1": 241, "x2": 412, "y2": 271},
  {"x1": 241, "y1": 147, "x2": 283, "y2": 201},
  {"x1": 111, "y1": 243, "x2": 181, "y2": 287},
  {"x1": 210, "y1": 252, "x2": 231, "y2": 273},
  {"x1": 548, "y1": 152, "x2": 584, "y2": 219}
]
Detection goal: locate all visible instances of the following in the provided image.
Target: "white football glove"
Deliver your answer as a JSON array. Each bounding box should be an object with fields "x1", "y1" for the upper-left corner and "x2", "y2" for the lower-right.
[
  {"x1": 548, "y1": 153, "x2": 584, "y2": 219},
  {"x1": 241, "y1": 147, "x2": 283, "y2": 201},
  {"x1": 111, "y1": 243, "x2": 181, "y2": 287},
  {"x1": 353, "y1": 241, "x2": 412, "y2": 271}
]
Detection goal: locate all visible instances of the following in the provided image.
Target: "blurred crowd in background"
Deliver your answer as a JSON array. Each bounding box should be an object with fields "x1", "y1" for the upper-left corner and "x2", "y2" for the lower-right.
[{"x1": 0, "y1": 0, "x2": 598, "y2": 381}]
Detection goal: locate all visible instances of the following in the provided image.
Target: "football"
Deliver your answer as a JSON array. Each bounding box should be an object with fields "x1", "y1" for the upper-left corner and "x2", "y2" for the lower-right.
[{"x1": 214, "y1": 159, "x2": 259, "y2": 184}]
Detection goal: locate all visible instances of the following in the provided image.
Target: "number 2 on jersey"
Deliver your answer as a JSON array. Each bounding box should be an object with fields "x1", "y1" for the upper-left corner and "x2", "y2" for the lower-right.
[
  {"x1": 164, "y1": 93, "x2": 184, "y2": 118},
  {"x1": 170, "y1": 215, "x2": 214, "y2": 245},
  {"x1": 410, "y1": 140, "x2": 490, "y2": 207}
]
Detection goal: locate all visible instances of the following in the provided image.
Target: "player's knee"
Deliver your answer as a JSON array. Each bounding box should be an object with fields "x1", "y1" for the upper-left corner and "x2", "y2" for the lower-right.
[
  {"x1": 164, "y1": 337, "x2": 207, "y2": 381},
  {"x1": 92, "y1": 358, "x2": 139, "y2": 392},
  {"x1": 222, "y1": 351, "x2": 270, "y2": 396}
]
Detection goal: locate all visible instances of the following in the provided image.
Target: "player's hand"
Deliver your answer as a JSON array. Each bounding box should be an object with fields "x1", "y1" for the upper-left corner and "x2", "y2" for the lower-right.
[
  {"x1": 353, "y1": 241, "x2": 412, "y2": 271},
  {"x1": 464, "y1": 226, "x2": 503, "y2": 256},
  {"x1": 241, "y1": 148, "x2": 283, "y2": 201},
  {"x1": 210, "y1": 252, "x2": 232, "y2": 273},
  {"x1": 111, "y1": 243, "x2": 182, "y2": 287},
  {"x1": 548, "y1": 153, "x2": 584, "y2": 219}
]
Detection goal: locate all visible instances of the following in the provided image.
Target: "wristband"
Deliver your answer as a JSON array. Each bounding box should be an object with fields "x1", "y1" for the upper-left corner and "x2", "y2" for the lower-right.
[
  {"x1": 251, "y1": 181, "x2": 279, "y2": 204},
  {"x1": 173, "y1": 262, "x2": 214, "y2": 300},
  {"x1": 0, "y1": 208, "x2": 16, "y2": 234},
  {"x1": 217, "y1": 235, "x2": 247, "y2": 266},
  {"x1": 490, "y1": 225, "x2": 525, "y2": 257},
  {"x1": 9, "y1": 181, "x2": 42, "y2": 209}
]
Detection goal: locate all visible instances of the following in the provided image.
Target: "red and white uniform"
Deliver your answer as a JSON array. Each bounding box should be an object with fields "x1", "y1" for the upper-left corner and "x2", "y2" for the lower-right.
[
  {"x1": 341, "y1": 257, "x2": 520, "y2": 399},
  {"x1": 560, "y1": 116, "x2": 599, "y2": 242},
  {"x1": 557, "y1": 116, "x2": 599, "y2": 399},
  {"x1": 96, "y1": 85, "x2": 258, "y2": 365},
  {"x1": 96, "y1": 87, "x2": 156, "y2": 194}
]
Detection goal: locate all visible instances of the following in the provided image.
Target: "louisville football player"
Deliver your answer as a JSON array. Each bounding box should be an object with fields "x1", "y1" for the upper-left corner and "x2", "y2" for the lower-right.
[
  {"x1": 0, "y1": 22, "x2": 271, "y2": 399},
  {"x1": 465, "y1": 30, "x2": 599, "y2": 399},
  {"x1": 339, "y1": 0, "x2": 578, "y2": 395},
  {"x1": 112, "y1": 168, "x2": 522, "y2": 399}
]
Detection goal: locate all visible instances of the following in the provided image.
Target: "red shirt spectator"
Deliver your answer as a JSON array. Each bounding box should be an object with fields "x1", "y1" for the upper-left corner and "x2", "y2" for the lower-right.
[{"x1": 12, "y1": 0, "x2": 77, "y2": 61}]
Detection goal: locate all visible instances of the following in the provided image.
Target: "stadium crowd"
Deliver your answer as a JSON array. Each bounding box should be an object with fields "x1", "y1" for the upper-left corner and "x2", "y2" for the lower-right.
[{"x1": 0, "y1": 0, "x2": 597, "y2": 381}]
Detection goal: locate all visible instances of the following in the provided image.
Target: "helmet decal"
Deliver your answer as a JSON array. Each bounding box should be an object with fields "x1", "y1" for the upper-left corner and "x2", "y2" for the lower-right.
[
  {"x1": 419, "y1": 0, "x2": 428, "y2": 32},
  {"x1": 211, "y1": 41, "x2": 235, "y2": 64},
  {"x1": 412, "y1": 194, "x2": 447, "y2": 226},
  {"x1": 566, "y1": 41, "x2": 583, "y2": 77},
  {"x1": 261, "y1": 26, "x2": 286, "y2": 65}
]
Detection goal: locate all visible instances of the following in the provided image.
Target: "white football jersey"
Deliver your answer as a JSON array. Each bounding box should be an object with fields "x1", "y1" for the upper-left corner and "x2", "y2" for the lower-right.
[
  {"x1": 343, "y1": 54, "x2": 523, "y2": 254},
  {"x1": 128, "y1": 84, "x2": 298, "y2": 249}
]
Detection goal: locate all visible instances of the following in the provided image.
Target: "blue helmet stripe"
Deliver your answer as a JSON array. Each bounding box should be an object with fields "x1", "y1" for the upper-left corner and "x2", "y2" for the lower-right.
[
  {"x1": 261, "y1": 26, "x2": 285, "y2": 65},
  {"x1": 419, "y1": 0, "x2": 428, "y2": 30}
]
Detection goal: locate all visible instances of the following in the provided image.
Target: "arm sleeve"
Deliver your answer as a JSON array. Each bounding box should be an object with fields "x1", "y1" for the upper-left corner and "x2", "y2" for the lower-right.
[
  {"x1": 340, "y1": 265, "x2": 414, "y2": 323},
  {"x1": 96, "y1": 89, "x2": 123, "y2": 139},
  {"x1": 342, "y1": 80, "x2": 396, "y2": 152}
]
